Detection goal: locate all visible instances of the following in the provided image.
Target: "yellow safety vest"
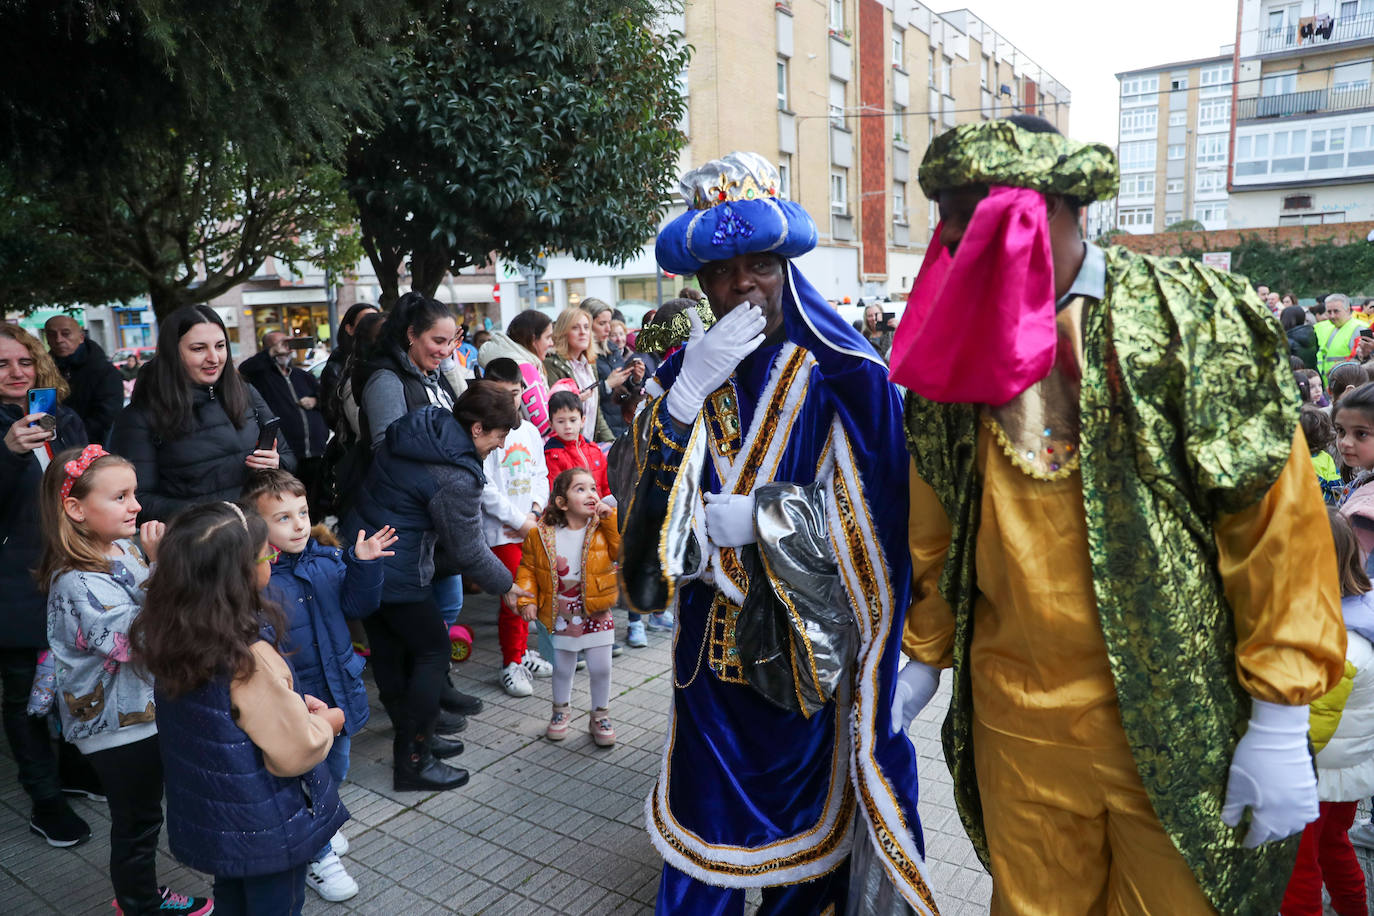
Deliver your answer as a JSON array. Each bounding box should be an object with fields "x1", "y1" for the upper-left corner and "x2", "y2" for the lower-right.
[{"x1": 1316, "y1": 319, "x2": 1360, "y2": 376}]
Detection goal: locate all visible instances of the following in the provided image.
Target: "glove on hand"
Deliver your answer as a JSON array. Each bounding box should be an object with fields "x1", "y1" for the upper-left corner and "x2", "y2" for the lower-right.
[
  {"x1": 704, "y1": 493, "x2": 756, "y2": 548},
  {"x1": 665, "y1": 305, "x2": 767, "y2": 426},
  {"x1": 1220, "y1": 699, "x2": 1319, "y2": 848},
  {"x1": 890, "y1": 661, "x2": 941, "y2": 735}
]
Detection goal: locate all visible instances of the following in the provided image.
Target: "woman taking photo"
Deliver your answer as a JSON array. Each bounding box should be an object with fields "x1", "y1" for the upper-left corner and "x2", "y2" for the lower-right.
[
  {"x1": 109, "y1": 305, "x2": 289, "y2": 522},
  {"x1": 544, "y1": 307, "x2": 612, "y2": 444},
  {"x1": 355, "y1": 292, "x2": 458, "y2": 452},
  {"x1": 0, "y1": 325, "x2": 93, "y2": 848},
  {"x1": 345, "y1": 383, "x2": 531, "y2": 791}
]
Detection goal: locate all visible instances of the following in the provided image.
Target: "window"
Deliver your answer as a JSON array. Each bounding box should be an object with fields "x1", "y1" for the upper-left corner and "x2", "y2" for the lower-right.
[
  {"x1": 829, "y1": 0, "x2": 844, "y2": 31},
  {"x1": 1198, "y1": 97, "x2": 1230, "y2": 129},
  {"x1": 982, "y1": 56, "x2": 992, "y2": 89},
  {"x1": 1261, "y1": 71, "x2": 1297, "y2": 97},
  {"x1": 892, "y1": 28, "x2": 904, "y2": 67},
  {"x1": 830, "y1": 169, "x2": 848, "y2": 213},
  {"x1": 928, "y1": 117, "x2": 936, "y2": 144},
  {"x1": 1170, "y1": 75, "x2": 1188, "y2": 91},
  {"x1": 1120, "y1": 140, "x2": 1157, "y2": 171},
  {"x1": 1117, "y1": 208, "x2": 1155, "y2": 229},
  {"x1": 1121, "y1": 75, "x2": 1159, "y2": 107},
  {"x1": 1334, "y1": 61, "x2": 1372, "y2": 93},
  {"x1": 1120, "y1": 173, "x2": 1155, "y2": 200},
  {"x1": 1235, "y1": 133, "x2": 1270, "y2": 176},
  {"x1": 1196, "y1": 134, "x2": 1226, "y2": 165},
  {"x1": 893, "y1": 181, "x2": 907, "y2": 224},
  {"x1": 777, "y1": 59, "x2": 789, "y2": 110},
  {"x1": 1167, "y1": 178, "x2": 1185, "y2": 192},
  {"x1": 1271, "y1": 128, "x2": 1307, "y2": 172},
  {"x1": 1120, "y1": 107, "x2": 1158, "y2": 137},
  {"x1": 1165, "y1": 210, "x2": 1183, "y2": 226},
  {"x1": 1195, "y1": 170, "x2": 1226, "y2": 195},
  {"x1": 1200, "y1": 64, "x2": 1232, "y2": 96},
  {"x1": 829, "y1": 79, "x2": 846, "y2": 127},
  {"x1": 893, "y1": 102, "x2": 907, "y2": 143},
  {"x1": 1195, "y1": 203, "x2": 1227, "y2": 225},
  {"x1": 1351, "y1": 124, "x2": 1374, "y2": 168},
  {"x1": 1310, "y1": 127, "x2": 1347, "y2": 170},
  {"x1": 1168, "y1": 144, "x2": 1185, "y2": 160},
  {"x1": 1169, "y1": 111, "x2": 1187, "y2": 126},
  {"x1": 778, "y1": 157, "x2": 791, "y2": 199},
  {"x1": 941, "y1": 56, "x2": 952, "y2": 96},
  {"x1": 928, "y1": 199, "x2": 938, "y2": 241}
]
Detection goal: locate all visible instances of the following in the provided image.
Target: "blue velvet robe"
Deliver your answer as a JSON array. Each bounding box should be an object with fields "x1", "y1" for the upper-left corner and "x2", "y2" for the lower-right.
[{"x1": 624, "y1": 263, "x2": 936, "y2": 913}]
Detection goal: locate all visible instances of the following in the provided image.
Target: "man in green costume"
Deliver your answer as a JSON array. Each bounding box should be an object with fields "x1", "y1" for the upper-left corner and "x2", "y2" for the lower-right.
[{"x1": 888, "y1": 115, "x2": 1346, "y2": 913}]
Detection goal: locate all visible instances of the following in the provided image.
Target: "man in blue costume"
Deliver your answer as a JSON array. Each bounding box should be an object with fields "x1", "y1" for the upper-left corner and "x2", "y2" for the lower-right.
[{"x1": 618, "y1": 152, "x2": 935, "y2": 915}]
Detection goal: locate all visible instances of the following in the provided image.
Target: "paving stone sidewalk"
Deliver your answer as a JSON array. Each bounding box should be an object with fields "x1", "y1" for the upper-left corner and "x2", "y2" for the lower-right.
[{"x1": 0, "y1": 593, "x2": 988, "y2": 915}]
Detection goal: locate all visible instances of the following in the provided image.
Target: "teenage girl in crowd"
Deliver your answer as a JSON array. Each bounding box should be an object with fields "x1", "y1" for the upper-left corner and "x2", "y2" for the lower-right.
[
  {"x1": 39, "y1": 445, "x2": 212, "y2": 915},
  {"x1": 132, "y1": 503, "x2": 347, "y2": 916},
  {"x1": 515, "y1": 469, "x2": 620, "y2": 746},
  {"x1": 1337, "y1": 384, "x2": 1374, "y2": 518}
]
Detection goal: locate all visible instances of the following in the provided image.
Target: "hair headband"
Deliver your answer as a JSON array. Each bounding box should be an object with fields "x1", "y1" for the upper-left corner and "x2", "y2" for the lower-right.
[
  {"x1": 223, "y1": 501, "x2": 248, "y2": 531},
  {"x1": 60, "y1": 445, "x2": 109, "y2": 499}
]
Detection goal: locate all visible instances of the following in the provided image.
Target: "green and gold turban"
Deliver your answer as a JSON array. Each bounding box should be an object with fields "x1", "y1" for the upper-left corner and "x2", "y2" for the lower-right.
[
  {"x1": 918, "y1": 119, "x2": 1118, "y2": 203},
  {"x1": 632, "y1": 302, "x2": 716, "y2": 355}
]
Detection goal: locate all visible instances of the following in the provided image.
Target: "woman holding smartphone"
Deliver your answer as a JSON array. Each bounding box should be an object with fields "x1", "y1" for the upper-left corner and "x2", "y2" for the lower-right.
[
  {"x1": 0, "y1": 324, "x2": 94, "y2": 848},
  {"x1": 544, "y1": 307, "x2": 613, "y2": 443},
  {"x1": 109, "y1": 304, "x2": 292, "y2": 522}
]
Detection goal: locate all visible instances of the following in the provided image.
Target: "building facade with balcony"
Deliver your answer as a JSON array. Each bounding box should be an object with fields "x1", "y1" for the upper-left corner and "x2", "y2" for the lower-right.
[
  {"x1": 1114, "y1": 51, "x2": 1236, "y2": 235},
  {"x1": 528, "y1": 0, "x2": 1070, "y2": 316},
  {"x1": 1230, "y1": 0, "x2": 1374, "y2": 228}
]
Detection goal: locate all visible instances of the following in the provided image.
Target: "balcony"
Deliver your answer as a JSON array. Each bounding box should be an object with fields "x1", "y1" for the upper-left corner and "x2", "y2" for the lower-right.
[
  {"x1": 1238, "y1": 84, "x2": 1374, "y2": 120},
  {"x1": 1258, "y1": 12, "x2": 1374, "y2": 54}
]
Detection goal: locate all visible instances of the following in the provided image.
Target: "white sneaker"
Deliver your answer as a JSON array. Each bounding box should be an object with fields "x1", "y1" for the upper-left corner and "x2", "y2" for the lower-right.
[
  {"x1": 1351, "y1": 822, "x2": 1374, "y2": 849},
  {"x1": 647, "y1": 610, "x2": 675, "y2": 630},
  {"x1": 307, "y1": 851, "x2": 359, "y2": 902},
  {"x1": 501, "y1": 662, "x2": 534, "y2": 697},
  {"x1": 626, "y1": 620, "x2": 647, "y2": 648},
  {"x1": 521, "y1": 649, "x2": 553, "y2": 679},
  {"x1": 330, "y1": 829, "x2": 349, "y2": 857}
]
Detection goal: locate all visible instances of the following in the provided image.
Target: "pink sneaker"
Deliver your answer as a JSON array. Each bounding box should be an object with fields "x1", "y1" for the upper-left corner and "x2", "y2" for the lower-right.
[
  {"x1": 546, "y1": 703, "x2": 570, "y2": 741},
  {"x1": 589, "y1": 708, "x2": 616, "y2": 747}
]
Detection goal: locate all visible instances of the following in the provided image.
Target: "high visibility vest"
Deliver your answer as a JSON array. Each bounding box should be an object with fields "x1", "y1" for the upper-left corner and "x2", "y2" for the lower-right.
[{"x1": 1316, "y1": 319, "x2": 1360, "y2": 375}]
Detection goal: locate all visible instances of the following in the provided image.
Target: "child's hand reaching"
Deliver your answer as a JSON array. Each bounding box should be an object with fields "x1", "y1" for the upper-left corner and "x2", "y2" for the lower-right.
[
  {"x1": 595, "y1": 499, "x2": 614, "y2": 519},
  {"x1": 139, "y1": 520, "x2": 166, "y2": 564},
  {"x1": 304, "y1": 694, "x2": 346, "y2": 736},
  {"x1": 355, "y1": 526, "x2": 398, "y2": 562}
]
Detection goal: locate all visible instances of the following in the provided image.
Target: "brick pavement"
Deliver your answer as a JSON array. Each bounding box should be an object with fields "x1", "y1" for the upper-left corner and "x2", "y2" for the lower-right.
[{"x1": 0, "y1": 593, "x2": 993, "y2": 914}]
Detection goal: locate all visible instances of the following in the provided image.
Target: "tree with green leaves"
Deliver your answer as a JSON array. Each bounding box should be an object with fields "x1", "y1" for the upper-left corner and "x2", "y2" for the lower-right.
[
  {"x1": 346, "y1": 0, "x2": 690, "y2": 306},
  {"x1": 0, "y1": 1, "x2": 423, "y2": 318}
]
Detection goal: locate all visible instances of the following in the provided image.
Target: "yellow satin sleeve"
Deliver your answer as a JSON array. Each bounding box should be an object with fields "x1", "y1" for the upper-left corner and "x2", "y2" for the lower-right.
[
  {"x1": 902, "y1": 458, "x2": 956, "y2": 669},
  {"x1": 1215, "y1": 427, "x2": 1346, "y2": 706}
]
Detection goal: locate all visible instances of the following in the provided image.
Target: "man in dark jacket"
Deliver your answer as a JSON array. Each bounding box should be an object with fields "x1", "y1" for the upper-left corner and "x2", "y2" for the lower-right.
[
  {"x1": 240, "y1": 331, "x2": 330, "y2": 508},
  {"x1": 44, "y1": 316, "x2": 124, "y2": 446}
]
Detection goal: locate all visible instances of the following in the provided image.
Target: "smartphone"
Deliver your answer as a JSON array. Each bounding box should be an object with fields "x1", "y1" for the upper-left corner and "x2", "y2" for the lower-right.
[
  {"x1": 26, "y1": 388, "x2": 56, "y2": 426},
  {"x1": 255, "y1": 417, "x2": 281, "y2": 451},
  {"x1": 883, "y1": 311, "x2": 896, "y2": 323},
  {"x1": 1360, "y1": 328, "x2": 1374, "y2": 340}
]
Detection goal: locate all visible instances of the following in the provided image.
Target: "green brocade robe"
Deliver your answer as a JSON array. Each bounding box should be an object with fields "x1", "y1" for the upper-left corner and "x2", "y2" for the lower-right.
[{"x1": 904, "y1": 246, "x2": 1301, "y2": 914}]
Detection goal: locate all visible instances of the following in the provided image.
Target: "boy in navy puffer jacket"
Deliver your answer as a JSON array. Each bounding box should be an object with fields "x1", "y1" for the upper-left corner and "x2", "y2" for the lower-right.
[{"x1": 242, "y1": 470, "x2": 395, "y2": 904}]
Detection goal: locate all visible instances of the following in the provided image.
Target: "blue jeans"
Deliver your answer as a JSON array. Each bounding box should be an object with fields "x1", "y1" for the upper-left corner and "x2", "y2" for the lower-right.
[
  {"x1": 311, "y1": 735, "x2": 350, "y2": 862},
  {"x1": 432, "y1": 575, "x2": 464, "y2": 627},
  {"x1": 212, "y1": 865, "x2": 307, "y2": 916}
]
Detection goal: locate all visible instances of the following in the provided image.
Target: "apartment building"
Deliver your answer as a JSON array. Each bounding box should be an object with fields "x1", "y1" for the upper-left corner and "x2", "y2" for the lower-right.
[
  {"x1": 1114, "y1": 52, "x2": 1236, "y2": 235},
  {"x1": 1230, "y1": 0, "x2": 1374, "y2": 228},
  {"x1": 528, "y1": 0, "x2": 1071, "y2": 316}
]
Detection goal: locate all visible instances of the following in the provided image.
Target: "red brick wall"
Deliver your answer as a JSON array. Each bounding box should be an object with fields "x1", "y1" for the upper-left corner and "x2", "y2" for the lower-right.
[
  {"x1": 1023, "y1": 79, "x2": 1038, "y2": 115},
  {"x1": 858, "y1": 0, "x2": 886, "y2": 278},
  {"x1": 1111, "y1": 221, "x2": 1374, "y2": 256}
]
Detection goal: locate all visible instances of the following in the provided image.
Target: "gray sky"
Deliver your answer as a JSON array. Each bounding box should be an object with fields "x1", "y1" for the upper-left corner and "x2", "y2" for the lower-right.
[{"x1": 959, "y1": 1, "x2": 1239, "y2": 145}]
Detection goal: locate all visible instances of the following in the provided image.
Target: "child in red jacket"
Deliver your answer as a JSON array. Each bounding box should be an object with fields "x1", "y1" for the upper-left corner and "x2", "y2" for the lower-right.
[{"x1": 544, "y1": 390, "x2": 610, "y2": 496}]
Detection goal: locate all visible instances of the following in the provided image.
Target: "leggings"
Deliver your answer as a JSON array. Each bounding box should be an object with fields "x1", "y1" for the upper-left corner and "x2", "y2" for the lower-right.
[
  {"x1": 362, "y1": 596, "x2": 448, "y2": 736},
  {"x1": 552, "y1": 645, "x2": 612, "y2": 709}
]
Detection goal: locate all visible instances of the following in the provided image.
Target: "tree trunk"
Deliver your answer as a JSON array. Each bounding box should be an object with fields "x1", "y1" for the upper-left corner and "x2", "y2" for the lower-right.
[
  {"x1": 410, "y1": 244, "x2": 450, "y2": 300},
  {"x1": 149, "y1": 284, "x2": 183, "y2": 322}
]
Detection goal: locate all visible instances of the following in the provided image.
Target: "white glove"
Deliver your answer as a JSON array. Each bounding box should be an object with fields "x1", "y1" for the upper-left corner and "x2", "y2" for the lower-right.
[
  {"x1": 1220, "y1": 699, "x2": 1319, "y2": 847},
  {"x1": 704, "y1": 492, "x2": 756, "y2": 548},
  {"x1": 890, "y1": 661, "x2": 940, "y2": 735},
  {"x1": 665, "y1": 305, "x2": 767, "y2": 425}
]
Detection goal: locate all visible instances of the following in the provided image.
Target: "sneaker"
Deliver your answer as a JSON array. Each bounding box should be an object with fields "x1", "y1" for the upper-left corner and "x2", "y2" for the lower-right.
[
  {"x1": 114, "y1": 887, "x2": 213, "y2": 915},
  {"x1": 30, "y1": 798, "x2": 90, "y2": 848},
  {"x1": 501, "y1": 662, "x2": 534, "y2": 698},
  {"x1": 330, "y1": 829, "x2": 349, "y2": 857},
  {"x1": 646, "y1": 610, "x2": 675, "y2": 631},
  {"x1": 611, "y1": 642, "x2": 624, "y2": 657},
  {"x1": 589, "y1": 708, "x2": 616, "y2": 747},
  {"x1": 1351, "y1": 822, "x2": 1374, "y2": 849},
  {"x1": 547, "y1": 703, "x2": 571, "y2": 741},
  {"x1": 626, "y1": 620, "x2": 647, "y2": 648},
  {"x1": 306, "y1": 851, "x2": 359, "y2": 902},
  {"x1": 520, "y1": 649, "x2": 553, "y2": 678},
  {"x1": 62, "y1": 784, "x2": 107, "y2": 803}
]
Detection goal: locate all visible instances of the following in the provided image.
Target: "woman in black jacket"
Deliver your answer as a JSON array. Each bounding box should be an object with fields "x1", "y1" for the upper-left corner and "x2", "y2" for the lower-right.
[
  {"x1": 109, "y1": 305, "x2": 293, "y2": 522},
  {"x1": 0, "y1": 324, "x2": 92, "y2": 847},
  {"x1": 1282, "y1": 304, "x2": 1319, "y2": 375}
]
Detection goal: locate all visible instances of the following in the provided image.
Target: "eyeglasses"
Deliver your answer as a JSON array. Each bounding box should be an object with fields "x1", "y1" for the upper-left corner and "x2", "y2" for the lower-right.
[{"x1": 256, "y1": 545, "x2": 280, "y2": 565}]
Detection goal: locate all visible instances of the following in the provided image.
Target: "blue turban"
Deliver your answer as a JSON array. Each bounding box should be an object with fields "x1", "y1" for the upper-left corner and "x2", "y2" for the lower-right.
[{"x1": 655, "y1": 152, "x2": 818, "y2": 276}]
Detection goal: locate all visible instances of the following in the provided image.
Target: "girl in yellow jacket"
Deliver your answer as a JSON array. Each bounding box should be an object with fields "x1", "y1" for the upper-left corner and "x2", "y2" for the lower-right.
[{"x1": 515, "y1": 468, "x2": 621, "y2": 746}]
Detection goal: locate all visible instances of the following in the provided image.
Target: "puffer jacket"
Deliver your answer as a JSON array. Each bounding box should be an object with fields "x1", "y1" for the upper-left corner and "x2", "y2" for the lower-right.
[
  {"x1": 109, "y1": 383, "x2": 296, "y2": 523},
  {"x1": 266, "y1": 541, "x2": 383, "y2": 737},
  {"x1": 478, "y1": 333, "x2": 552, "y2": 436},
  {"x1": 544, "y1": 434, "x2": 610, "y2": 497},
  {"x1": 514, "y1": 512, "x2": 620, "y2": 634},
  {"x1": 1315, "y1": 592, "x2": 1374, "y2": 801},
  {"x1": 0, "y1": 401, "x2": 86, "y2": 647}
]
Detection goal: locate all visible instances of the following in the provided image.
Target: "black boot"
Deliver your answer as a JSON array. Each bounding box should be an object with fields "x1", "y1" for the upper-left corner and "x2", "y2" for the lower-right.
[
  {"x1": 436, "y1": 709, "x2": 467, "y2": 734},
  {"x1": 430, "y1": 733, "x2": 464, "y2": 759},
  {"x1": 393, "y1": 733, "x2": 469, "y2": 792},
  {"x1": 440, "y1": 677, "x2": 483, "y2": 716}
]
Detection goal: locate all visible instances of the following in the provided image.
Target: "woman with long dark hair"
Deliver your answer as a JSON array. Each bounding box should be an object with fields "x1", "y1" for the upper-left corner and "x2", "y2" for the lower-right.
[
  {"x1": 320, "y1": 302, "x2": 380, "y2": 432},
  {"x1": 109, "y1": 304, "x2": 292, "y2": 522},
  {"x1": 354, "y1": 292, "x2": 458, "y2": 452}
]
